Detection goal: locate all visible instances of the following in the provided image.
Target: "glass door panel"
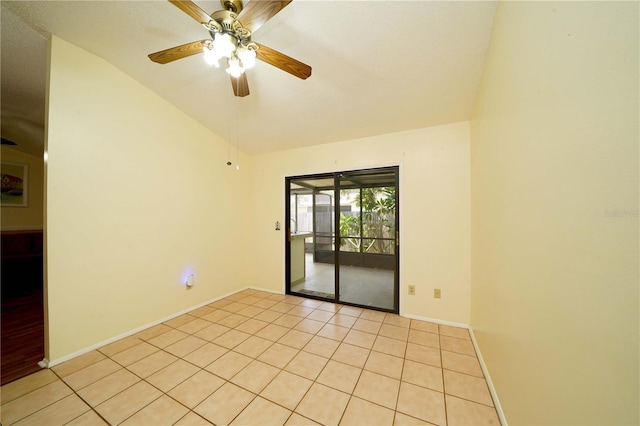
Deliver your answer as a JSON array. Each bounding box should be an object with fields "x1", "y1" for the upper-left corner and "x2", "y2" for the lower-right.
[
  {"x1": 337, "y1": 171, "x2": 397, "y2": 310},
  {"x1": 288, "y1": 178, "x2": 335, "y2": 299}
]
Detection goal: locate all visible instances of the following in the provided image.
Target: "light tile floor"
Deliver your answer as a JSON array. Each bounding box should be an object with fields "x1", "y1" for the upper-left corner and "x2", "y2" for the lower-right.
[{"x1": 0, "y1": 289, "x2": 500, "y2": 425}]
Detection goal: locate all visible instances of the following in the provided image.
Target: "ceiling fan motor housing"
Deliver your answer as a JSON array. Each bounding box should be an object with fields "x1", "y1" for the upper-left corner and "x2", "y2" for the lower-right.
[{"x1": 208, "y1": 10, "x2": 252, "y2": 47}]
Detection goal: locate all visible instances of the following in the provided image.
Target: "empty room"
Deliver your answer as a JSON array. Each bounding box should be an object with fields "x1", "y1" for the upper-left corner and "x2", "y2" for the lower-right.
[{"x1": 1, "y1": 1, "x2": 638, "y2": 425}]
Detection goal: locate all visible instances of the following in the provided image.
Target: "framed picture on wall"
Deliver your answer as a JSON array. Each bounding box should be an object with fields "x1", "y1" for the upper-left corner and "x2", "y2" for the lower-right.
[{"x1": 1, "y1": 162, "x2": 28, "y2": 207}]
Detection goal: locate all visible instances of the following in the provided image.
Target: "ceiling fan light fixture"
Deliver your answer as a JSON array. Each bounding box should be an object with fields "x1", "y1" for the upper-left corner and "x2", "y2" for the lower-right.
[
  {"x1": 226, "y1": 57, "x2": 245, "y2": 77},
  {"x1": 213, "y1": 32, "x2": 237, "y2": 59},
  {"x1": 203, "y1": 42, "x2": 221, "y2": 66},
  {"x1": 237, "y1": 46, "x2": 256, "y2": 69}
]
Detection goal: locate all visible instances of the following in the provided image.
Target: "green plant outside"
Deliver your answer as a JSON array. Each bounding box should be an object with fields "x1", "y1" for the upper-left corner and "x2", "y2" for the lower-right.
[{"x1": 339, "y1": 187, "x2": 395, "y2": 254}]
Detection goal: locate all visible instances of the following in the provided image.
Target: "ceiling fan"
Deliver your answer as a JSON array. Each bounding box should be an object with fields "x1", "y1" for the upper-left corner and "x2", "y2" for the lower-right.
[{"x1": 148, "y1": 0, "x2": 312, "y2": 97}]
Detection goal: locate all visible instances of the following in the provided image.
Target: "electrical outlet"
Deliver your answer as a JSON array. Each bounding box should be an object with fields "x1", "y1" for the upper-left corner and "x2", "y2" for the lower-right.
[
  {"x1": 434, "y1": 288, "x2": 441, "y2": 299},
  {"x1": 408, "y1": 285, "x2": 416, "y2": 295}
]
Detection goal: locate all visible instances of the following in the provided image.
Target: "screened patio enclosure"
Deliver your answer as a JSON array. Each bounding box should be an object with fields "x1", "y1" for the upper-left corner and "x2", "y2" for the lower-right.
[{"x1": 285, "y1": 167, "x2": 399, "y2": 312}]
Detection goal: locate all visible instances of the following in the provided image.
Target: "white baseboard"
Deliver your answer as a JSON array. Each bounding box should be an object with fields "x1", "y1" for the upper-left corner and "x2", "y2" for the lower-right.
[
  {"x1": 401, "y1": 313, "x2": 470, "y2": 329},
  {"x1": 468, "y1": 327, "x2": 508, "y2": 425},
  {"x1": 48, "y1": 288, "x2": 248, "y2": 367},
  {"x1": 246, "y1": 286, "x2": 283, "y2": 295}
]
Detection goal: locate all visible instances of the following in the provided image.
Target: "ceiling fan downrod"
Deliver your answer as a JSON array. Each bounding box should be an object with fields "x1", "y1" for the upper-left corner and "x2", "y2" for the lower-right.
[{"x1": 221, "y1": 0, "x2": 243, "y2": 14}]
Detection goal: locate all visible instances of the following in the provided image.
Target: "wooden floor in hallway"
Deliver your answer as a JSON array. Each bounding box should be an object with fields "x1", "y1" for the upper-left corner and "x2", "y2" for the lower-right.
[{"x1": 1, "y1": 289, "x2": 45, "y2": 386}]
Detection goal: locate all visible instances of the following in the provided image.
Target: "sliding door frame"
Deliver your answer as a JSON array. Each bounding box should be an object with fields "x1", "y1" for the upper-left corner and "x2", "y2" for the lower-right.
[{"x1": 285, "y1": 166, "x2": 399, "y2": 313}]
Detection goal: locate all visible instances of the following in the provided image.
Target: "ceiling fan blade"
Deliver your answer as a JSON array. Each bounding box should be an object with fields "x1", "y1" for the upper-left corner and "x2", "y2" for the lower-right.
[
  {"x1": 231, "y1": 73, "x2": 250, "y2": 97},
  {"x1": 148, "y1": 40, "x2": 207, "y2": 64},
  {"x1": 237, "y1": 0, "x2": 291, "y2": 33},
  {"x1": 168, "y1": 0, "x2": 212, "y2": 24},
  {"x1": 255, "y1": 43, "x2": 311, "y2": 80}
]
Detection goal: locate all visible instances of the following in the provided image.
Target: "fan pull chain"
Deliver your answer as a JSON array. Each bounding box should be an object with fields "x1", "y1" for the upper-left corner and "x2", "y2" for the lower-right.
[
  {"x1": 227, "y1": 128, "x2": 232, "y2": 166},
  {"x1": 235, "y1": 96, "x2": 240, "y2": 171},
  {"x1": 226, "y1": 81, "x2": 233, "y2": 166}
]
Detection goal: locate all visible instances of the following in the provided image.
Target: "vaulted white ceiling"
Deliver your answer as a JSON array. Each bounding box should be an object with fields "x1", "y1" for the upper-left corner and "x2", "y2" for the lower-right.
[{"x1": 1, "y1": 1, "x2": 497, "y2": 157}]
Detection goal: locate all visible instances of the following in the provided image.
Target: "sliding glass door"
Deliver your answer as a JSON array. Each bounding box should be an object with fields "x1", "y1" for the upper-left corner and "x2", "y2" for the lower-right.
[{"x1": 286, "y1": 167, "x2": 399, "y2": 313}]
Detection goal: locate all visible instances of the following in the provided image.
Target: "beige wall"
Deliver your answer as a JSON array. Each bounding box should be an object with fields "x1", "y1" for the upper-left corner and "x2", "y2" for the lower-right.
[
  {"x1": 1, "y1": 146, "x2": 44, "y2": 230},
  {"x1": 46, "y1": 37, "x2": 251, "y2": 361},
  {"x1": 470, "y1": 2, "x2": 639, "y2": 424},
  {"x1": 248, "y1": 122, "x2": 471, "y2": 324}
]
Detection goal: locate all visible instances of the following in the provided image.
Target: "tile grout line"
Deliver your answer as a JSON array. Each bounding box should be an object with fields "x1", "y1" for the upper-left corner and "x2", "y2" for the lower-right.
[
  {"x1": 391, "y1": 319, "x2": 411, "y2": 425},
  {"x1": 336, "y1": 309, "x2": 368, "y2": 426},
  {"x1": 440, "y1": 327, "x2": 449, "y2": 426},
  {"x1": 52, "y1": 367, "x2": 113, "y2": 426}
]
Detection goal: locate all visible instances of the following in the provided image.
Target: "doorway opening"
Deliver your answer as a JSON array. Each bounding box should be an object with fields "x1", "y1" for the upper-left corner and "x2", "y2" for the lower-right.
[
  {"x1": 1, "y1": 230, "x2": 45, "y2": 385},
  {"x1": 286, "y1": 166, "x2": 399, "y2": 312}
]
